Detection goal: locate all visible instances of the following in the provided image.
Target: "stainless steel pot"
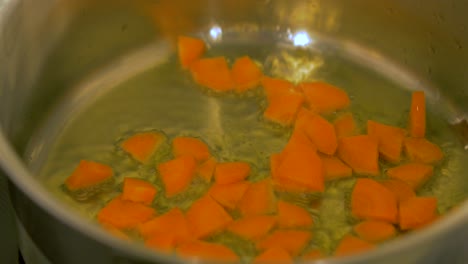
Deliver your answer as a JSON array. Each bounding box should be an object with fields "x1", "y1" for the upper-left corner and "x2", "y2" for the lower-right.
[{"x1": 0, "y1": 0, "x2": 467, "y2": 263}]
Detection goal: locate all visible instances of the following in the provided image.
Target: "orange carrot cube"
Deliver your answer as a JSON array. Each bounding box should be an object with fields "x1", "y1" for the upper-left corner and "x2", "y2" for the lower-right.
[
  {"x1": 121, "y1": 132, "x2": 166, "y2": 164},
  {"x1": 186, "y1": 194, "x2": 233, "y2": 239},
  {"x1": 190, "y1": 57, "x2": 234, "y2": 92},
  {"x1": 338, "y1": 135, "x2": 379, "y2": 176},
  {"x1": 227, "y1": 215, "x2": 276, "y2": 241},
  {"x1": 409, "y1": 91, "x2": 426, "y2": 138},
  {"x1": 231, "y1": 56, "x2": 263, "y2": 92},
  {"x1": 97, "y1": 196, "x2": 155, "y2": 229},
  {"x1": 65, "y1": 160, "x2": 113, "y2": 191},
  {"x1": 387, "y1": 163, "x2": 434, "y2": 190},
  {"x1": 321, "y1": 156, "x2": 353, "y2": 181},
  {"x1": 399, "y1": 197, "x2": 438, "y2": 230},
  {"x1": 209, "y1": 181, "x2": 250, "y2": 210},
  {"x1": 177, "y1": 36, "x2": 206, "y2": 69},
  {"x1": 122, "y1": 177, "x2": 157, "y2": 205},
  {"x1": 404, "y1": 137, "x2": 444, "y2": 164},
  {"x1": 367, "y1": 120, "x2": 406, "y2": 163},
  {"x1": 237, "y1": 179, "x2": 277, "y2": 216},
  {"x1": 299, "y1": 81, "x2": 350, "y2": 114},
  {"x1": 214, "y1": 162, "x2": 251, "y2": 184},
  {"x1": 157, "y1": 155, "x2": 197, "y2": 197},
  {"x1": 172, "y1": 136, "x2": 210, "y2": 162},
  {"x1": 334, "y1": 235, "x2": 375, "y2": 257},
  {"x1": 351, "y1": 179, "x2": 398, "y2": 223},
  {"x1": 353, "y1": 220, "x2": 396, "y2": 243}
]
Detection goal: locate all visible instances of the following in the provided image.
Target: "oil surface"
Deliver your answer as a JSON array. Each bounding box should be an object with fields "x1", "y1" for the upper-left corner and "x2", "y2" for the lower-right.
[{"x1": 25, "y1": 7, "x2": 468, "y2": 262}]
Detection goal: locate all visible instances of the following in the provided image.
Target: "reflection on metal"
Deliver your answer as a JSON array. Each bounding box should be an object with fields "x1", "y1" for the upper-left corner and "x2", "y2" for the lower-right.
[
  {"x1": 289, "y1": 30, "x2": 314, "y2": 47},
  {"x1": 266, "y1": 50, "x2": 324, "y2": 84},
  {"x1": 209, "y1": 25, "x2": 223, "y2": 41}
]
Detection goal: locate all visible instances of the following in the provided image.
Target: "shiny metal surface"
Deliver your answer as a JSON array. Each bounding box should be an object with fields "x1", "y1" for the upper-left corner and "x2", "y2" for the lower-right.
[{"x1": 0, "y1": 0, "x2": 467, "y2": 263}]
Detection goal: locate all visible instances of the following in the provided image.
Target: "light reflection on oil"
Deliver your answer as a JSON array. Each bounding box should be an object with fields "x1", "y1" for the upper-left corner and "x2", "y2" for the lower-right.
[
  {"x1": 209, "y1": 25, "x2": 223, "y2": 41},
  {"x1": 289, "y1": 30, "x2": 314, "y2": 47}
]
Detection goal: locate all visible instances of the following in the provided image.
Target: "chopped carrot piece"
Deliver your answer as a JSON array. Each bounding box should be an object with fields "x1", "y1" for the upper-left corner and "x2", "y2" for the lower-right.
[
  {"x1": 253, "y1": 247, "x2": 293, "y2": 264},
  {"x1": 172, "y1": 137, "x2": 210, "y2": 162},
  {"x1": 65, "y1": 160, "x2": 113, "y2": 191},
  {"x1": 257, "y1": 230, "x2": 311, "y2": 256},
  {"x1": 177, "y1": 36, "x2": 206, "y2": 69},
  {"x1": 122, "y1": 178, "x2": 157, "y2": 205},
  {"x1": 299, "y1": 81, "x2": 350, "y2": 114},
  {"x1": 351, "y1": 179, "x2": 398, "y2": 223},
  {"x1": 334, "y1": 235, "x2": 375, "y2": 257},
  {"x1": 277, "y1": 201, "x2": 313, "y2": 229},
  {"x1": 237, "y1": 179, "x2": 277, "y2": 216},
  {"x1": 337, "y1": 135, "x2": 379, "y2": 176},
  {"x1": 209, "y1": 181, "x2": 250, "y2": 210},
  {"x1": 302, "y1": 249, "x2": 325, "y2": 260},
  {"x1": 381, "y1": 179, "x2": 416, "y2": 203},
  {"x1": 296, "y1": 108, "x2": 338, "y2": 155},
  {"x1": 231, "y1": 56, "x2": 263, "y2": 92},
  {"x1": 334, "y1": 112, "x2": 358, "y2": 138},
  {"x1": 399, "y1": 197, "x2": 438, "y2": 230},
  {"x1": 145, "y1": 233, "x2": 178, "y2": 253},
  {"x1": 157, "y1": 155, "x2": 197, "y2": 197},
  {"x1": 138, "y1": 208, "x2": 190, "y2": 240},
  {"x1": 190, "y1": 57, "x2": 234, "y2": 92},
  {"x1": 214, "y1": 162, "x2": 251, "y2": 184},
  {"x1": 196, "y1": 157, "x2": 217, "y2": 183},
  {"x1": 262, "y1": 77, "x2": 304, "y2": 126},
  {"x1": 321, "y1": 156, "x2": 353, "y2": 181},
  {"x1": 404, "y1": 137, "x2": 444, "y2": 164},
  {"x1": 367, "y1": 120, "x2": 406, "y2": 163},
  {"x1": 409, "y1": 91, "x2": 426, "y2": 138},
  {"x1": 281, "y1": 127, "x2": 317, "y2": 158},
  {"x1": 186, "y1": 194, "x2": 233, "y2": 239},
  {"x1": 277, "y1": 136, "x2": 324, "y2": 192},
  {"x1": 227, "y1": 215, "x2": 276, "y2": 240},
  {"x1": 121, "y1": 132, "x2": 166, "y2": 163},
  {"x1": 353, "y1": 220, "x2": 396, "y2": 243},
  {"x1": 387, "y1": 163, "x2": 434, "y2": 190},
  {"x1": 177, "y1": 241, "x2": 239, "y2": 262},
  {"x1": 97, "y1": 196, "x2": 155, "y2": 229},
  {"x1": 270, "y1": 152, "x2": 283, "y2": 179}
]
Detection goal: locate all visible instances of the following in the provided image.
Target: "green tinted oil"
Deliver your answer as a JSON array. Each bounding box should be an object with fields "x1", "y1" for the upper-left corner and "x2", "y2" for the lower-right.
[{"x1": 26, "y1": 7, "x2": 468, "y2": 263}]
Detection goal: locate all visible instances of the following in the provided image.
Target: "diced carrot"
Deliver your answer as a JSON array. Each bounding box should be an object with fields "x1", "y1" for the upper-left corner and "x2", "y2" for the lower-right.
[
  {"x1": 262, "y1": 77, "x2": 304, "y2": 126},
  {"x1": 337, "y1": 135, "x2": 379, "y2": 176},
  {"x1": 399, "y1": 197, "x2": 438, "y2": 230},
  {"x1": 97, "y1": 196, "x2": 155, "y2": 229},
  {"x1": 227, "y1": 215, "x2": 277, "y2": 240},
  {"x1": 209, "y1": 181, "x2": 250, "y2": 210},
  {"x1": 381, "y1": 179, "x2": 416, "y2": 203},
  {"x1": 145, "y1": 233, "x2": 178, "y2": 253},
  {"x1": 257, "y1": 230, "x2": 311, "y2": 256},
  {"x1": 276, "y1": 137, "x2": 324, "y2": 192},
  {"x1": 186, "y1": 194, "x2": 233, "y2": 239},
  {"x1": 281, "y1": 127, "x2": 316, "y2": 158},
  {"x1": 214, "y1": 162, "x2": 251, "y2": 184},
  {"x1": 190, "y1": 57, "x2": 234, "y2": 92},
  {"x1": 122, "y1": 178, "x2": 157, "y2": 205},
  {"x1": 334, "y1": 235, "x2": 375, "y2": 257},
  {"x1": 353, "y1": 220, "x2": 396, "y2": 243},
  {"x1": 277, "y1": 201, "x2": 313, "y2": 229},
  {"x1": 404, "y1": 137, "x2": 444, "y2": 164},
  {"x1": 409, "y1": 91, "x2": 426, "y2": 138},
  {"x1": 367, "y1": 120, "x2": 406, "y2": 163},
  {"x1": 321, "y1": 156, "x2": 353, "y2": 181},
  {"x1": 172, "y1": 137, "x2": 210, "y2": 162},
  {"x1": 65, "y1": 160, "x2": 113, "y2": 191},
  {"x1": 351, "y1": 179, "x2": 398, "y2": 223},
  {"x1": 334, "y1": 112, "x2": 358, "y2": 138},
  {"x1": 177, "y1": 241, "x2": 239, "y2": 262},
  {"x1": 231, "y1": 56, "x2": 263, "y2": 92},
  {"x1": 253, "y1": 247, "x2": 293, "y2": 264},
  {"x1": 196, "y1": 156, "x2": 217, "y2": 183},
  {"x1": 295, "y1": 108, "x2": 338, "y2": 155},
  {"x1": 299, "y1": 81, "x2": 350, "y2": 114},
  {"x1": 302, "y1": 249, "x2": 325, "y2": 260},
  {"x1": 270, "y1": 153, "x2": 283, "y2": 179},
  {"x1": 121, "y1": 132, "x2": 165, "y2": 164},
  {"x1": 237, "y1": 179, "x2": 277, "y2": 216},
  {"x1": 387, "y1": 163, "x2": 434, "y2": 190},
  {"x1": 177, "y1": 36, "x2": 206, "y2": 69},
  {"x1": 157, "y1": 155, "x2": 197, "y2": 197},
  {"x1": 139, "y1": 208, "x2": 190, "y2": 240}
]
